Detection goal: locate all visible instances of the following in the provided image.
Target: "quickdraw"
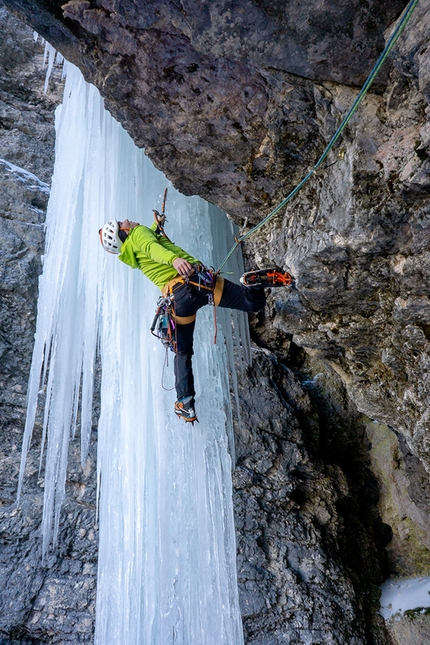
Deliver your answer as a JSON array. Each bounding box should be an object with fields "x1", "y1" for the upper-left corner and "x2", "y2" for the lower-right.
[{"x1": 150, "y1": 295, "x2": 177, "y2": 353}]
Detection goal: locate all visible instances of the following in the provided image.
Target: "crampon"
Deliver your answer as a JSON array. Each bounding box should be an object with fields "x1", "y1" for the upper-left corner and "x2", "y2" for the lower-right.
[
  {"x1": 240, "y1": 267, "x2": 293, "y2": 288},
  {"x1": 174, "y1": 397, "x2": 198, "y2": 424}
]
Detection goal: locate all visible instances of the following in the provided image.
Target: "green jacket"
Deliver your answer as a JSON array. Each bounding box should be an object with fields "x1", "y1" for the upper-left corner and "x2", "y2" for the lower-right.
[{"x1": 118, "y1": 222, "x2": 200, "y2": 290}]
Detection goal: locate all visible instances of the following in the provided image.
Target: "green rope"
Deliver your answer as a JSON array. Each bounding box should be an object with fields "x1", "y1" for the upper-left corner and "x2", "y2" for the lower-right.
[{"x1": 218, "y1": 0, "x2": 420, "y2": 272}]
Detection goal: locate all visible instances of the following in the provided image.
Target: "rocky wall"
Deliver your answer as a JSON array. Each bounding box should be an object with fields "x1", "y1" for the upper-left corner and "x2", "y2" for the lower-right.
[
  {"x1": 1, "y1": 1, "x2": 430, "y2": 644},
  {"x1": 3, "y1": 0, "x2": 429, "y2": 469},
  {"x1": 233, "y1": 350, "x2": 391, "y2": 644},
  {"x1": 1, "y1": 0, "x2": 407, "y2": 221},
  {"x1": 0, "y1": 6, "x2": 97, "y2": 643}
]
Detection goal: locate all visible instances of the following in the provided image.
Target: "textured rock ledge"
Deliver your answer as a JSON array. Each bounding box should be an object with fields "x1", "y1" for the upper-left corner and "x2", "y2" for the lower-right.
[{"x1": 2, "y1": 0, "x2": 407, "y2": 219}]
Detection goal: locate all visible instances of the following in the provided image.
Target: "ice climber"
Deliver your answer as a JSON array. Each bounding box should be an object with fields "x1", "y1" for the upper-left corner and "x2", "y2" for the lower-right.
[{"x1": 99, "y1": 212, "x2": 292, "y2": 423}]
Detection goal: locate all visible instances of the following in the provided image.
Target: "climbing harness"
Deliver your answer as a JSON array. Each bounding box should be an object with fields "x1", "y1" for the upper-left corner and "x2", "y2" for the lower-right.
[
  {"x1": 161, "y1": 264, "x2": 217, "y2": 299},
  {"x1": 151, "y1": 263, "x2": 221, "y2": 359},
  {"x1": 216, "y1": 0, "x2": 420, "y2": 273},
  {"x1": 150, "y1": 266, "x2": 221, "y2": 391},
  {"x1": 162, "y1": 264, "x2": 222, "y2": 344}
]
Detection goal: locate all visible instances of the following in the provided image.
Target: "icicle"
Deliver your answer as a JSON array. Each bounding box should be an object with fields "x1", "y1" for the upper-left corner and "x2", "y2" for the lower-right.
[
  {"x1": 21, "y1": 62, "x2": 249, "y2": 643},
  {"x1": 33, "y1": 34, "x2": 65, "y2": 92}
]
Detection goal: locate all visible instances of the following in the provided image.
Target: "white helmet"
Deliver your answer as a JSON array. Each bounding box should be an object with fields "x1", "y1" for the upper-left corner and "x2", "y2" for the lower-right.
[{"x1": 99, "y1": 219, "x2": 122, "y2": 254}]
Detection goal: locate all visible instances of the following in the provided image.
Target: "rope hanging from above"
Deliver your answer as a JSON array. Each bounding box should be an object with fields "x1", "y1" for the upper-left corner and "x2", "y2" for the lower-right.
[{"x1": 217, "y1": 0, "x2": 421, "y2": 273}]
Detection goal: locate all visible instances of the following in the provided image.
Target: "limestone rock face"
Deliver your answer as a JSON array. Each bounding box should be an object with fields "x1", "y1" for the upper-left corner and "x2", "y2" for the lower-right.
[
  {"x1": 2, "y1": 0, "x2": 407, "y2": 221},
  {"x1": 249, "y1": 1, "x2": 430, "y2": 469},
  {"x1": 0, "y1": 5, "x2": 97, "y2": 643},
  {"x1": 234, "y1": 352, "x2": 391, "y2": 644},
  {"x1": 367, "y1": 421, "x2": 430, "y2": 576},
  {"x1": 386, "y1": 612, "x2": 430, "y2": 645},
  {"x1": 1, "y1": 0, "x2": 430, "y2": 644},
  {"x1": 0, "y1": 3, "x2": 53, "y2": 437}
]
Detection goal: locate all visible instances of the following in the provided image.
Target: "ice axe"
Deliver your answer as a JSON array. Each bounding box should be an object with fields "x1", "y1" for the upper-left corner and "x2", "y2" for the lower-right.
[{"x1": 153, "y1": 188, "x2": 168, "y2": 236}]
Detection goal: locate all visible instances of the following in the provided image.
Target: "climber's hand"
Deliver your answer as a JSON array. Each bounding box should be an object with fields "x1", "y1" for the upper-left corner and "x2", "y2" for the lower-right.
[
  {"x1": 153, "y1": 210, "x2": 166, "y2": 227},
  {"x1": 173, "y1": 257, "x2": 194, "y2": 277}
]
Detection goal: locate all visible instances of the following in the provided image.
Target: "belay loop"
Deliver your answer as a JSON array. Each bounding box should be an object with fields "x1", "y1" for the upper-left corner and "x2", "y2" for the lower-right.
[
  {"x1": 190, "y1": 264, "x2": 216, "y2": 295},
  {"x1": 150, "y1": 295, "x2": 177, "y2": 353}
]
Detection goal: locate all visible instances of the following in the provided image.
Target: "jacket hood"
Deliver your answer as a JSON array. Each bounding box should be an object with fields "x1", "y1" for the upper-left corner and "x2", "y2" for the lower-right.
[{"x1": 118, "y1": 227, "x2": 140, "y2": 269}]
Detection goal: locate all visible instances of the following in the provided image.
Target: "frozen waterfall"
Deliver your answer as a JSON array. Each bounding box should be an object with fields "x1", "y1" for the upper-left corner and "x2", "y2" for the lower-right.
[{"x1": 19, "y1": 63, "x2": 249, "y2": 644}]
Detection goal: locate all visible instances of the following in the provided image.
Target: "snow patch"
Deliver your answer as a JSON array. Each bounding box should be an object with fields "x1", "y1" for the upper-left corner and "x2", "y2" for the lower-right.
[
  {"x1": 0, "y1": 158, "x2": 50, "y2": 193},
  {"x1": 380, "y1": 577, "x2": 430, "y2": 620}
]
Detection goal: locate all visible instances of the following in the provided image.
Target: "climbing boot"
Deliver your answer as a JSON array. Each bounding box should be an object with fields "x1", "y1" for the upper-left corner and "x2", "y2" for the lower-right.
[
  {"x1": 174, "y1": 396, "x2": 198, "y2": 423},
  {"x1": 240, "y1": 267, "x2": 293, "y2": 288}
]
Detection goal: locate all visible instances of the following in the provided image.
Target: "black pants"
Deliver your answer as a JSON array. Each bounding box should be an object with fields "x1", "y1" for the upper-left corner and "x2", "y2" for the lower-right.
[{"x1": 172, "y1": 278, "x2": 265, "y2": 402}]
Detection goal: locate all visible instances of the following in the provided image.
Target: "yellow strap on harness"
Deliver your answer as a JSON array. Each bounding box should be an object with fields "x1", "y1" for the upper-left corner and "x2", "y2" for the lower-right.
[
  {"x1": 171, "y1": 313, "x2": 197, "y2": 325},
  {"x1": 213, "y1": 276, "x2": 224, "y2": 306},
  {"x1": 162, "y1": 276, "x2": 186, "y2": 297}
]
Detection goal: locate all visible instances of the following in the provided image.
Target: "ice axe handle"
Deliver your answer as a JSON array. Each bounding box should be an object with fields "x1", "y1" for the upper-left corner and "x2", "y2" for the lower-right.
[
  {"x1": 162, "y1": 187, "x2": 168, "y2": 215},
  {"x1": 150, "y1": 308, "x2": 161, "y2": 333}
]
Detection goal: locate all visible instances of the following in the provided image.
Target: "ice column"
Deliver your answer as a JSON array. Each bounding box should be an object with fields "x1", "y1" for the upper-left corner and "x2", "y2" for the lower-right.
[{"x1": 20, "y1": 63, "x2": 247, "y2": 645}]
